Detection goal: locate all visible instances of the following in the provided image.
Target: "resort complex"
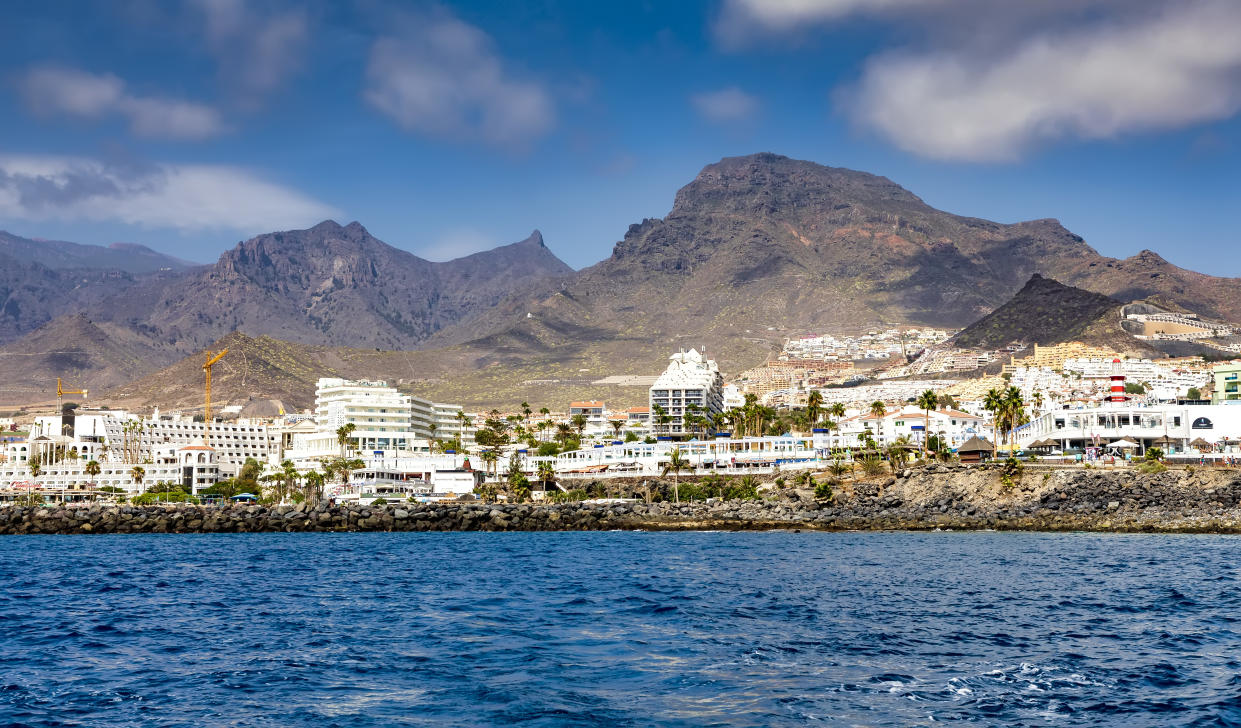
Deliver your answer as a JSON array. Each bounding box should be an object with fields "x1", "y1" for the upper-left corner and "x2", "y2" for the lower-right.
[{"x1": 3, "y1": 336, "x2": 1241, "y2": 507}]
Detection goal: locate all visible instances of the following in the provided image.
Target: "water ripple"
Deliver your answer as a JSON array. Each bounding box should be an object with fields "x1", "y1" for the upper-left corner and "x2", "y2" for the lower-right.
[{"x1": 2, "y1": 532, "x2": 1241, "y2": 726}]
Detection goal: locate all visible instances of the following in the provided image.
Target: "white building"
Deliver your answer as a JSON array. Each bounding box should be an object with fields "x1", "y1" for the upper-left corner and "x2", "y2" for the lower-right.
[
  {"x1": 832, "y1": 406, "x2": 986, "y2": 450},
  {"x1": 314, "y1": 378, "x2": 474, "y2": 452},
  {"x1": 1015, "y1": 403, "x2": 1241, "y2": 455},
  {"x1": 649, "y1": 349, "x2": 724, "y2": 435}
]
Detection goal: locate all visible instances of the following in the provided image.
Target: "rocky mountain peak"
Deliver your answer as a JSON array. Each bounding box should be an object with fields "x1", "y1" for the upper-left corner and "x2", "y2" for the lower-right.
[{"x1": 671, "y1": 153, "x2": 926, "y2": 218}]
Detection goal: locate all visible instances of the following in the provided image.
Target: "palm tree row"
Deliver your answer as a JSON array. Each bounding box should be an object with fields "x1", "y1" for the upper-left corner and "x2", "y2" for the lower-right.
[{"x1": 983, "y1": 386, "x2": 1026, "y2": 456}]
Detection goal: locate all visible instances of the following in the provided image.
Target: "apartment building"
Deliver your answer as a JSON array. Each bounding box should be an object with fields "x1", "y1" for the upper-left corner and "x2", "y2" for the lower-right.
[{"x1": 649, "y1": 349, "x2": 724, "y2": 435}]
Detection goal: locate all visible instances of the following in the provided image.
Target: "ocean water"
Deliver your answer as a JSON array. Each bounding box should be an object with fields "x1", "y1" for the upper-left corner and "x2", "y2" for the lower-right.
[{"x1": 1, "y1": 532, "x2": 1239, "y2": 727}]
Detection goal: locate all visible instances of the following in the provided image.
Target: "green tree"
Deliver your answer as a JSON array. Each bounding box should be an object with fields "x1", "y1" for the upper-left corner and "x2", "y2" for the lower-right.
[
  {"x1": 1002, "y1": 386, "x2": 1025, "y2": 455},
  {"x1": 915, "y1": 389, "x2": 938, "y2": 458},
  {"x1": 983, "y1": 388, "x2": 1005, "y2": 459},
  {"x1": 571, "y1": 413, "x2": 588, "y2": 440},
  {"x1": 653, "y1": 404, "x2": 671, "y2": 435},
  {"x1": 1187, "y1": 387, "x2": 1202, "y2": 400},
  {"x1": 84, "y1": 460, "x2": 101, "y2": 480},
  {"x1": 662, "y1": 447, "x2": 689, "y2": 504},
  {"x1": 555, "y1": 422, "x2": 573, "y2": 448},
  {"x1": 130, "y1": 465, "x2": 145, "y2": 489},
  {"x1": 537, "y1": 460, "x2": 556, "y2": 492},
  {"x1": 336, "y1": 423, "x2": 357, "y2": 457},
  {"x1": 806, "y1": 390, "x2": 823, "y2": 429}
]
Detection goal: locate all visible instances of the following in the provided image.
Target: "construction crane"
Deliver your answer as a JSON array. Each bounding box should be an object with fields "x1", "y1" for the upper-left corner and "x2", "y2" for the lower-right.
[
  {"x1": 202, "y1": 349, "x2": 228, "y2": 423},
  {"x1": 56, "y1": 377, "x2": 87, "y2": 408}
]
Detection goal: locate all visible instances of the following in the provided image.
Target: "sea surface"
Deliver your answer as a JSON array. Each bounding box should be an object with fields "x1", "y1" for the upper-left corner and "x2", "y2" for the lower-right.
[{"x1": 1, "y1": 532, "x2": 1240, "y2": 727}]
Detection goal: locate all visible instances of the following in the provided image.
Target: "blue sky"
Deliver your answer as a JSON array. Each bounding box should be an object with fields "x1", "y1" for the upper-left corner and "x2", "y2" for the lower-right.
[{"x1": 1, "y1": 0, "x2": 1239, "y2": 274}]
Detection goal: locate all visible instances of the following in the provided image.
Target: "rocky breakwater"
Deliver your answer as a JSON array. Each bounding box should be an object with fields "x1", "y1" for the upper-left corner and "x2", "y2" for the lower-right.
[{"x1": 5, "y1": 465, "x2": 1241, "y2": 535}]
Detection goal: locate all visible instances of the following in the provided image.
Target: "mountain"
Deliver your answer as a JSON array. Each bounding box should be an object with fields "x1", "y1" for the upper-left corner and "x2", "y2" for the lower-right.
[
  {"x1": 0, "y1": 231, "x2": 198, "y2": 344},
  {"x1": 92, "y1": 221, "x2": 573, "y2": 352},
  {"x1": 0, "y1": 313, "x2": 178, "y2": 404},
  {"x1": 0, "y1": 231, "x2": 197, "y2": 273},
  {"x1": 951, "y1": 274, "x2": 1144, "y2": 352},
  {"x1": 7, "y1": 152, "x2": 1241, "y2": 410},
  {"x1": 94, "y1": 330, "x2": 656, "y2": 413},
  {"x1": 101, "y1": 332, "x2": 344, "y2": 412},
  {"x1": 433, "y1": 153, "x2": 1241, "y2": 365}
]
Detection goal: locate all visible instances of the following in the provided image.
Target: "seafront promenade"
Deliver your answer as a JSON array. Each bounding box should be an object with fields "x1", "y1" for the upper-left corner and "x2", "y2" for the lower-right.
[{"x1": 5, "y1": 464, "x2": 1241, "y2": 535}]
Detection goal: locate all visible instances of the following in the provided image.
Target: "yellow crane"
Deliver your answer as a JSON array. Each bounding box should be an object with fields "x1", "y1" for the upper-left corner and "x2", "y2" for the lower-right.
[
  {"x1": 202, "y1": 349, "x2": 228, "y2": 422},
  {"x1": 56, "y1": 377, "x2": 88, "y2": 408}
]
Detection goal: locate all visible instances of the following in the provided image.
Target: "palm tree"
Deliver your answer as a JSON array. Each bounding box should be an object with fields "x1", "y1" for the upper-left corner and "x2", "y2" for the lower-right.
[
  {"x1": 610, "y1": 419, "x2": 625, "y2": 440},
  {"x1": 336, "y1": 422, "x2": 356, "y2": 457},
  {"x1": 653, "y1": 404, "x2": 671, "y2": 435},
  {"x1": 480, "y1": 449, "x2": 499, "y2": 481},
  {"x1": 537, "y1": 461, "x2": 556, "y2": 493},
  {"x1": 279, "y1": 460, "x2": 300, "y2": 503},
  {"x1": 29, "y1": 461, "x2": 41, "y2": 480},
  {"x1": 303, "y1": 470, "x2": 325, "y2": 505},
  {"x1": 130, "y1": 465, "x2": 145, "y2": 490},
  {"x1": 1002, "y1": 386, "x2": 1025, "y2": 455},
  {"x1": 662, "y1": 447, "x2": 689, "y2": 504},
  {"x1": 868, "y1": 400, "x2": 887, "y2": 447},
  {"x1": 983, "y1": 387, "x2": 1005, "y2": 459},
  {"x1": 806, "y1": 390, "x2": 823, "y2": 429},
  {"x1": 916, "y1": 389, "x2": 938, "y2": 458},
  {"x1": 84, "y1": 459, "x2": 101, "y2": 479},
  {"x1": 555, "y1": 422, "x2": 573, "y2": 448},
  {"x1": 571, "y1": 414, "x2": 588, "y2": 440}
]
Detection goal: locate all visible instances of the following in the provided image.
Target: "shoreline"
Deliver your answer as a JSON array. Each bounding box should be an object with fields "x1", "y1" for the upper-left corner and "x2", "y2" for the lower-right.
[{"x1": 4, "y1": 463, "x2": 1241, "y2": 535}]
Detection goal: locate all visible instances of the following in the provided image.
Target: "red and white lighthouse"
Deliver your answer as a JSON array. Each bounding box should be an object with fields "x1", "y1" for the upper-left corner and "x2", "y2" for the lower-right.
[{"x1": 1109, "y1": 358, "x2": 1127, "y2": 403}]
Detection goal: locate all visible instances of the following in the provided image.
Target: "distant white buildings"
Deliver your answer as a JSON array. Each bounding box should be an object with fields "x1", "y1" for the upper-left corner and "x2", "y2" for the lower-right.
[
  {"x1": 313, "y1": 378, "x2": 473, "y2": 452},
  {"x1": 649, "y1": 349, "x2": 724, "y2": 435}
]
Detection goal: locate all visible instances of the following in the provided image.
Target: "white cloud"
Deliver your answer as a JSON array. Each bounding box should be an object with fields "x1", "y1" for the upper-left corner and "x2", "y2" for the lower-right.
[
  {"x1": 417, "y1": 228, "x2": 497, "y2": 261},
  {"x1": 691, "y1": 87, "x2": 760, "y2": 123},
  {"x1": 844, "y1": 0, "x2": 1241, "y2": 161},
  {"x1": 193, "y1": 0, "x2": 308, "y2": 105},
  {"x1": 364, "y1": 11, "x2": 554, "y2": 147},
  {"x1": 716, "y1": 0, "x2": 940, "y2": 44},
  {"x1": 0, "y1": 154, "x2": 339, "y2": 232},
  {"x1": 19, "y1": 67, "x2": 225, "y2": 141}
]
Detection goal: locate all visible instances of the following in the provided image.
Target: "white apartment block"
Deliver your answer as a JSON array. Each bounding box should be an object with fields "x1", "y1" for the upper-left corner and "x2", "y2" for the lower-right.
[
  {"x1": 313, "y1": 378, "x2": 474, "y2": 453},
  {"x1": 649, "y1": 349, "x2": 724, "y2": 435}
]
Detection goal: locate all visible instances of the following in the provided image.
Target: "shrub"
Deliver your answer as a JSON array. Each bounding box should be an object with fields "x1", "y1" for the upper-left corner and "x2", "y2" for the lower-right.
[
  {"x1": 814, "y1": 480, "x2": 834, "y2": 501},
  {"x1": 860, "y1": 453, "x2": 885, "y2": 477},
  {"x1": 1136, "y1": 460, "x2": 1167, "y2": 474},
  {"x1": 999, "y1": 457, "x2": 1023, "y2": 490}
]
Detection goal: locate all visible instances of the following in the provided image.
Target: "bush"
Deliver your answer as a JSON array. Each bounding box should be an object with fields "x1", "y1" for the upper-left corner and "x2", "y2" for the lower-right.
[
  {"x1": 814, "y1": 480, "x2": 834, "y2": 501},
  {"x1": 1136, "y1": 460, "x2": 1167, "y2": 474},
  {"x1": 860, "y1": 453, "x2": 885, "y2": 477},
  {"x1": 999, "y1": 457, "x2": 1023, "y2": 490}
]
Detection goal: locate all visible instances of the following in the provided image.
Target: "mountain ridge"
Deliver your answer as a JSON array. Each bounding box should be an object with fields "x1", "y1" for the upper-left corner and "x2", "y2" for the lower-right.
[{"x1": 2, "y1": 152, "x2": 1239, "y2": 408}]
